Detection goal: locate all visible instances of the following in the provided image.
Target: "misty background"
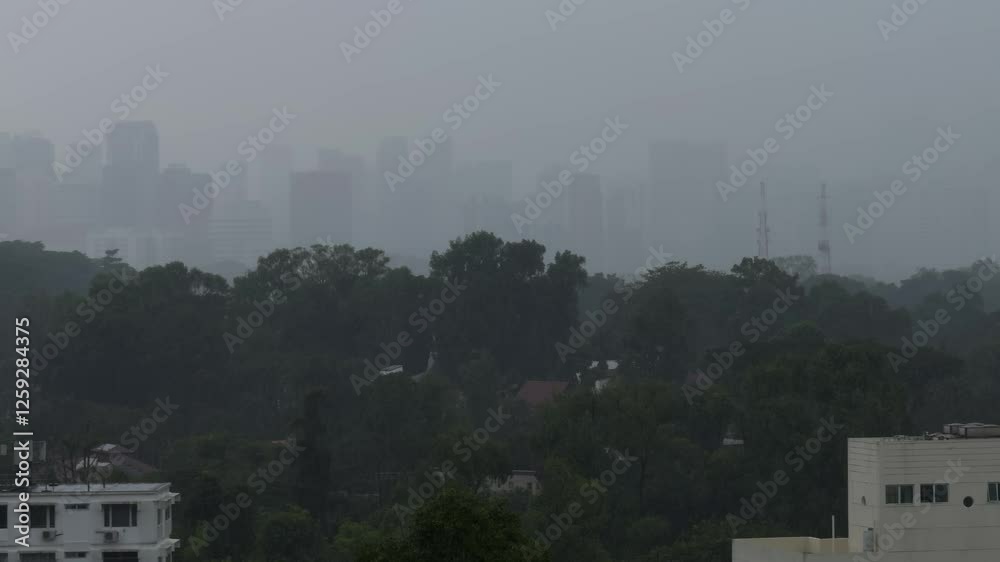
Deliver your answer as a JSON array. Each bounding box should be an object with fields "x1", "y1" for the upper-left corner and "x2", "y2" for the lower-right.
[{"x1": 2, "y1": 0, "x2": 999, "y2": 280}]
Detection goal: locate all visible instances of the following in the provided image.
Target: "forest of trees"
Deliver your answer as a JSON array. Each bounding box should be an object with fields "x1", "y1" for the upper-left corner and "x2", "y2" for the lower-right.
[{"x1": 2, "y1": 234, "x2": 1000, "y2": 561}]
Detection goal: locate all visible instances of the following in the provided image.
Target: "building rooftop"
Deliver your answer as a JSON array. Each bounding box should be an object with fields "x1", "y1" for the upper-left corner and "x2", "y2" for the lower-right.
[
  {"x1": 18, "y1": 483, "x2": 172, "y2": 494},
  {"x1": 516, "y1": 380, "x2": 569, "y2": 407}
]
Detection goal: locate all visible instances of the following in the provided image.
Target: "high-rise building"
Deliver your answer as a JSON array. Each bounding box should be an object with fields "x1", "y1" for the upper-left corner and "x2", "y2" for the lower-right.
[
  {"x1": 0, "y1": 133, "x2": 12, "y2": 169},
  {"x1": 12, "y1": 133, "x2": 55, "y2": 234},
  {"x1": 103, "y1": 121, "x2": 160, "y2": 227},
  {"x1": 209, "y1": 199, "x2": 273, "y2": 266},
  {"x1": 290, "y1": 171, "x2": 352, "y2": 247},
  {"x1": 456, "y1": 160, "x2": 514, "y2": 238},
  {"x1": 647, "y1": 141, "x2": 727, "y2": 266},
  {"x1": 43, "y1": 182, "x2": 99, "y2": 253},
  {"x1": 318, "y1": 148, "x2": 368, "y2": 244},
  {"x1": 255, "y1": 145, "x2": 294, "y2": 248},
  {"x1": 0, "y1": 168, "x2": 15, "y2": 238},
  {"x1": 376, "y1": 136, "x2": 454, "y2": 255},
  {"x1": 604, "y1": 186, "x2": 644, "y2": 274},
  {"x1": 569, "y1": 173, "x2": 605, "y2": 272}
]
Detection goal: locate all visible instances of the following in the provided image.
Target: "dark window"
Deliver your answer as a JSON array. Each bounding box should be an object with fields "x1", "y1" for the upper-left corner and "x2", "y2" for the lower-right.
[
  {"x1": 0, "y1": 504, "x2": 6, "y2": 529},
  {"x1": 21, "y1": 554, "x2": 57, "y2": 562},
  {"x1": 885, "y1": 484, "x2": 913, "y2": 504},
  {"x1": 30, "y1": 505, "x2": 55, "y2": 528},
  {"x1": 102, "y1": 553, "x2": 139, "y2": 562},
  {"x1": 920, "y1": 483, "x2": 949, "y2": 504},
  {"x1": 103, "y1": 504, "x2": 138, "y2": 527},
  {"x1": 989, "y1": 482, "x2": 1000, "y2": 502}
]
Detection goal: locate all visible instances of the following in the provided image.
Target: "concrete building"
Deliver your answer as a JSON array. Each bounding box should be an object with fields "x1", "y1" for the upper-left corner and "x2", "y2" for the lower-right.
[
  {"x1": 0, "y1": 483, "x2": 180, "y2": 561},
  {"x1": 102, "y1": 122, "x2": 160, "y2": 228},
  {"x1": 484, "y1": 470, "x2": 542, "y2": 495},
  {"x1": 734, "y1": 423, "x2": 1000, "y2": 562},
  {"x1": 456, "y1": 160, "x2": 514, "y2": 239},
  {"x1": 290, "y1": 170, "x2": 352, "y2": 248},
  {"x1": 209, "y1": 199, "x2": 273, "y2": 266}
]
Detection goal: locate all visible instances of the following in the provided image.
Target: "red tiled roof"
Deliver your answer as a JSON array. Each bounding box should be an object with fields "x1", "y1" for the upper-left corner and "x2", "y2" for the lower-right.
[{"x1": 516, "y1": 380, "x2": 569, "y2": 407}]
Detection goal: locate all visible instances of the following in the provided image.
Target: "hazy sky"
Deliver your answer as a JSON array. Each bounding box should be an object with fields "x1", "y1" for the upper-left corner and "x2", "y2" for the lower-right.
[{"x1": 4, "y1": 0, "x2": 1000, "y2": 278}]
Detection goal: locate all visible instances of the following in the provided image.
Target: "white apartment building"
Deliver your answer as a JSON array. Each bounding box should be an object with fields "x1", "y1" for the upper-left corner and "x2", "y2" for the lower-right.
[
  {"x1": 734, "y1": 423, "x2": 1000, "y2": 562},
  {"x1": 0, "y1": 483, "x2": 180, "y2": 562}
]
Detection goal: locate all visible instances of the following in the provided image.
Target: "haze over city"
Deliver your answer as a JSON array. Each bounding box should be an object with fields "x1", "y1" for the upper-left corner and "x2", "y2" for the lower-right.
[{"x1": 2, "y1": 1, "x2": 998, "y2": 280}]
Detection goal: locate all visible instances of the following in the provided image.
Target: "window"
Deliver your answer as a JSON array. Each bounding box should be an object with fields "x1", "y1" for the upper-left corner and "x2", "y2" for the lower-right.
[
  {"x1": 102, "y1": 553, "x2": 139, "y2": 562},
  {"x1": 66, "y1": 504, "x2": 90, "y2": 510},
  {"x1": 21, "y1": 554, "x2": 57, "y2": 562},
  {"x1": 989, "y1": 482, "x2": 1000, "y2": 502},
  {"x1": 0, "y1": 504, "x2": 6, "y2": 529},
  {"x1": 165, "y1": 504, "x2": 171, "y2": 520},
  {"x1": 885, "y1": 484, "x2": 914, "y2": 504},
  {"x1": 920, "y1": 483, "x2": 949, "y2": 504},
  {"x1": 30, "y1": 505, "x2": 56, "y2": 528},
  {"x1": 66, "y1": 554, "x2": 89, "y2": 559},
  {"x1": 157, "y1": 508, "x2": 162, "y2": 524},
  {"x1": 103, "y1": 503, "x2": 138, "y2": 527}
]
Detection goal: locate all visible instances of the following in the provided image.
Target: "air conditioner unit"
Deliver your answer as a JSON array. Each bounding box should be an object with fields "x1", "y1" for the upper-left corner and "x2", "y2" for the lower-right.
[
  {"x1": 42, "y1": 530, "x2": 57, "y2": 541},
  {"x1": 103, "y1": 530, "x2": 121, "y2": 543}
]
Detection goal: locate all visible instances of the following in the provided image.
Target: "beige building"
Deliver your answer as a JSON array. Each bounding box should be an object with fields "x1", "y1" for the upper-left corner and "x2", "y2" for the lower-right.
[{"x1": 734, "y1": 423, "x2": 1000, "y2": 562}]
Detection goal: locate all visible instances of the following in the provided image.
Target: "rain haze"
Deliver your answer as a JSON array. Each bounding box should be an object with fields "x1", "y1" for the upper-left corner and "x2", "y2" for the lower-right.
[
  {"x1": 6, "y1": 3, "x2": 1000, "y2": 561},
  {"x1": 3, "y1": 1, "x2": 998, "y2": 278}
]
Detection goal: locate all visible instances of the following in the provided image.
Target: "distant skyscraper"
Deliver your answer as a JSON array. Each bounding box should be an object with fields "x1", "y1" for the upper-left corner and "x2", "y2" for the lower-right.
[
  {"x1": 255, "y1": 145, "x2": 293, "y2": 248},
  {"x1": 103, "y1": 121, "x2": 160, "y2": 227},
  {"x1": 569, "y1": 173, "x2": 605, "y2": 272},
  {"x1": 604, "y1": 187, "x2": 643, "y2": 274},
  {"x1": 0, "y1": 169, "x2": 15, "y2": 237},
  {"x1": 647, "y1": 141, "x2": 726, "y2": 264},
  {"x1": 209, "y1": 200, "x2": 273, "y2": 266},
  {"x1": 0, "y1": 133, "x2": 12, "y2": 169},
  {"x1": 378, "y1": 136, "x2": 455, "y2": 254},
  {"x1": 12, "y1": 134, "x2": 55, "y2": 234},
  {"x1": 291, "y1": 171, "x2": 352, "y2": 247},
  {"x1": 456, "y1": 160, "x2": 513, "y2": 238},
  {"x1": 318, "y1": 148, "x2": 367, "y2": 244}
]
